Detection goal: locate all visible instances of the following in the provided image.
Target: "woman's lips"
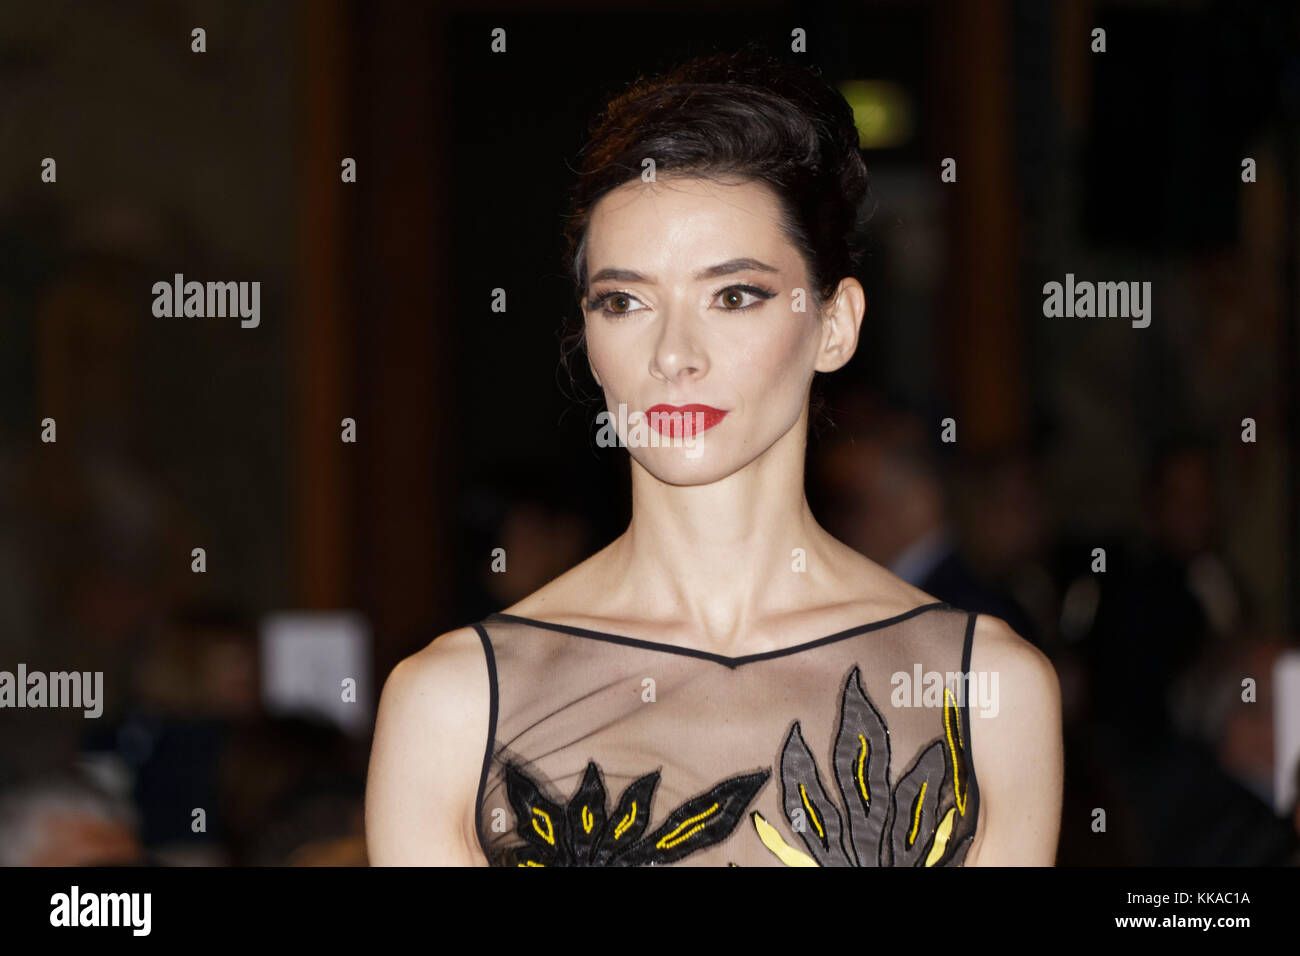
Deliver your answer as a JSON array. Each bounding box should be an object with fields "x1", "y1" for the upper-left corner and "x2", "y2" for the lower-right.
[{"x1": 644, "y1": 404, "x2": 728, "y2": 438}]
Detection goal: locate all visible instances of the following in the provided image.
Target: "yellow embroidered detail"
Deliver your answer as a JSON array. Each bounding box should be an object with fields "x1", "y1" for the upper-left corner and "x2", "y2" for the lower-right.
[
  {"x1": 924, "y1": 807, "x2": 956, "y2": 866},
  {"x1": 518, "y1": 860, "x2": 545, "y2": 867},
  {"x1": 856, "y1": 733, "x2": 869, "y2": 804},
  {"x1": 798, "y1": 784, "x2": 825, "y2": 839},
  {"x1": 752, "y1": 811, "x2": 819, "y2": 867},
  {"x1": 613, "y1": 802, "x2": 637, "y2": 840},
  {"x1": 581, "y1": 805, "x2": 593, "y2": 834},
  {"x1": 944, "y1": 687, "x2": 967, "y2": 816},
  {"x1": 655, "y1": 802, "x2": 720, "y2": 850},
  {"x1": 530, "y1": 808, "x2": 555, "y2": 845},
  {"x1": 908, "y1": 780, "x2": 927, "y2": 847},
  {"x1": 950, "y1": 686, "x2": 965, "y2": 747}
]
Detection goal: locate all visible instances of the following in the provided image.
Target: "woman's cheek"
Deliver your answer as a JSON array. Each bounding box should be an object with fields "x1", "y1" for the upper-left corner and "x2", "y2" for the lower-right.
[
  {"x1": 743, "y1": 325, "x2": 808, "y2": 392},
  {"x1": 586, "y1": 339, "x2": 620, "y2": 395}
]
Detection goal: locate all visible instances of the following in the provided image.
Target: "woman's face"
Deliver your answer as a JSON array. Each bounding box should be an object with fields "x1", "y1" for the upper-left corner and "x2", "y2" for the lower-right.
[{"x1": 582, "y1": 175, "x2": 858, "y2": 486}]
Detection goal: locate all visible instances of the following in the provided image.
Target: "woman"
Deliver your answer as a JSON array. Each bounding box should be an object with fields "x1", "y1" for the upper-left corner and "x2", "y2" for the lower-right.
[{"x1": 366, "y1": 51, "x2": 1063, "y2": 866}]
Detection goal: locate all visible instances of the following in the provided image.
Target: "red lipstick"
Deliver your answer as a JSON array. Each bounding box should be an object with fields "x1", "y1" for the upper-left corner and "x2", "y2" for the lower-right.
[{"x1": 645, "y1": 404, "x2": 728, "y2": 438}]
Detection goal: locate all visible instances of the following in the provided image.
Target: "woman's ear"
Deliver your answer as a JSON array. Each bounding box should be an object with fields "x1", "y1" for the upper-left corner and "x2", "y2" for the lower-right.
[{"x1": 814, "y1": 277, "x2": 865, "y2": 373}]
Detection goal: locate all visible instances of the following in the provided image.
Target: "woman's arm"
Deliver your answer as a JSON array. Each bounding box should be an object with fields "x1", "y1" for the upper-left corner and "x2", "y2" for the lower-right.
[
  {"x1": 962, "y1": 613, "x2": 1064, "y2": 866},
  {"x1": 365, "y1": 626, "x2": 491, "y2": 865}
]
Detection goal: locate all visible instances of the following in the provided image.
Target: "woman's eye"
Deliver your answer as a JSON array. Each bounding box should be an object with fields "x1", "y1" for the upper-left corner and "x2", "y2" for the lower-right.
[
  {"x1": 714, "y1": 285, "x2": 776, "y2": 310},
  {"x1": 587, "y1": 291, "x2": 645, "y2": 316}
]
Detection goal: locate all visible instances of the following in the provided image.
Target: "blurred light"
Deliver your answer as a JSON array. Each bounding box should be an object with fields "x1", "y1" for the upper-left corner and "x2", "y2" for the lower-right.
[{"x1": 839, "y1": 80, "x2": 914, "y2": 149}]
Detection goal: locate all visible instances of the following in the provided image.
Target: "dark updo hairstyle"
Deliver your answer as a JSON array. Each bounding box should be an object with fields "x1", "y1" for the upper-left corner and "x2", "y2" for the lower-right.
[{"x1": 560, "y1": 48, "x2": 873, "y2": 386}]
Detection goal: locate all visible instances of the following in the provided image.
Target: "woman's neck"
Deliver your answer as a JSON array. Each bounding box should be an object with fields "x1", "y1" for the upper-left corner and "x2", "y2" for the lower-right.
[{"x1": 604, "y1": 420, "x2": 844, "y2": 646}]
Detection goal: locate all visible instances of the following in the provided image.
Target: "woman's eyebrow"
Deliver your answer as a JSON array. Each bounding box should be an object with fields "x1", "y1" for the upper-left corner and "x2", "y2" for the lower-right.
[{"x1": 588, "y1": 257, "x2": 779, "y2": 285}]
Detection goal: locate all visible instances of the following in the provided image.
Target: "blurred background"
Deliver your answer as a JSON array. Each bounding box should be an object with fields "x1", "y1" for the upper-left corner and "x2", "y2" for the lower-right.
[{"x1": 1, "y1": 0, "x2": 1298, "y2": 865}]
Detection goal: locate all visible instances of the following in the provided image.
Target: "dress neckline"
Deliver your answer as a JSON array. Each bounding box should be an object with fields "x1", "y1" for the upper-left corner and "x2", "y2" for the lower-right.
[{"x1": 482, "y1": 600, "x2": 951, "y2": 668}]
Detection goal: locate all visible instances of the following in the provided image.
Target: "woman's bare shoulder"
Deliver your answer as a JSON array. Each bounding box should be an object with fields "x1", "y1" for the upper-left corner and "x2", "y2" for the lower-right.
[
  {"x1": 398, "y1": 624, "x2": 486, "y2": 666},
  {"x1": 964, "y1": 613, "x2": 1060, "y2": 735},
  {"x1": 962, "y1": 613, "x2": 1063, "y2": 865},
  {"x1": 967, "y1": 612, "x2": 1055, "y2": 678},
  {"x1": 381, "y1": 626, "x2": 489, "y2": 713},
  {"x1": 367, "y1": 626, "x2": 491, "y2": 865}
]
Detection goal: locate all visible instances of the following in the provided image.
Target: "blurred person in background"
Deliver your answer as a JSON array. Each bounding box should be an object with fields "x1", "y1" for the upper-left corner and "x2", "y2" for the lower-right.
[
  {"x1": 1074, "y1": 601, "x2": 1296, "y2": 863},
  {"x1": 458, "y1": 467, "x2": 597, "y2": 621},
  {"x1": 219, "y1": 714, "x2": 368, "y2": 866},
  {"x1": 0, "y1": 770, "x2": 145, "y2": 866},
  {"x1": 1175, "y1": 633, "x2": 1286, "y2": 808},
  {"x1": 811, "y1": 385, "x2": 1044, "y2": 647},
  {"x1": 1080, "y1": 440, "x2": 1252, "y2": 737},
  {"x1": 80, "y1": 601, "x2": 262, "y2": 865},
  {"x1": 245, "y1": 777, "x2": 368, "y2": 866},
  {"x1": 0, "y1": 206, "x2": 204, "y2": 788}
]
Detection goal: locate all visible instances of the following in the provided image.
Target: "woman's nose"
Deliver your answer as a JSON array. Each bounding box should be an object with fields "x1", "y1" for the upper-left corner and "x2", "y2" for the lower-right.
[{"x1": 649, "y1": 309, "x2": 708, "y2": 383}]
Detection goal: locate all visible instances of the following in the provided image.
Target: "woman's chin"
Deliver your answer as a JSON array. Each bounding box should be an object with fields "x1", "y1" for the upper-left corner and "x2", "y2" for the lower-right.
[{"x1": 629, "y1": 447, "x2": 740, "y2": 487}]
